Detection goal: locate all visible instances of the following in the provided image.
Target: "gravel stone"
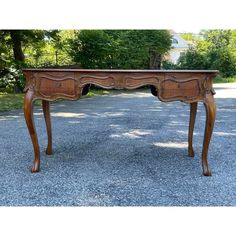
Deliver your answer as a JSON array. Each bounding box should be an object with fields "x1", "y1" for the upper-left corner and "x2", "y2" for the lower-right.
[{"x1": 0, "y1": 84, "x2": 236, "y2": 206}]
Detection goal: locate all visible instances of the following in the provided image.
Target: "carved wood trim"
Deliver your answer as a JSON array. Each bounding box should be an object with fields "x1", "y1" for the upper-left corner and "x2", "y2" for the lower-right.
[
  {"x1": 77, "y1": 74, "x2": 163, "y2": 90},
  {"x1": 23, "y1": 70, "x2": 217, "y2": 104},
  {"x1": 33, "y1": 72, "x2": 80, "y2": 101},
  {"x1": 203, "y1": 75, "x2": 216, "y2": 96},
  {"x1": 23, "y1": 71, "x2": 36, "y2": 92},
  {"x1": 37, "y1": 78, "x2": 78, "y2": 100},
  {"x1": 124, "y1": 75, "x2": 161, "y2": 89},
  {"x1": 78, "y1": 75, "x2": 116, "y2": 89},
  {"x1": 158, "y1": 75, "x2": 205, "y2": 102}
]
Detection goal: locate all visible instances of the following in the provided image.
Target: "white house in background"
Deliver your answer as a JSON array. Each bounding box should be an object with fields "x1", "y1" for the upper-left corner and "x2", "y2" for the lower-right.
[{"x1": 166, "y1": 33, "x2": 190, "y2": 64}]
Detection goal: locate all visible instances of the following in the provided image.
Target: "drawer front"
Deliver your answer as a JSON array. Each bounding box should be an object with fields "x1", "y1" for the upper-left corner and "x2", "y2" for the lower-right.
[
  {"x1": 35, "y1": 72, "x2": 78, "y2": 100},
  {"x1": 160, "y1": 78, "x2": 201, "y2": 101}
]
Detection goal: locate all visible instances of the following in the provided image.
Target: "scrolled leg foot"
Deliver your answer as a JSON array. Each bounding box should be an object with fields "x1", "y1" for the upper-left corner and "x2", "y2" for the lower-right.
[
  {"x1": 202, "y1": 162, "x2": 212, "y2": 176},
  {"x1": 46, "y1": 147, "x2": 52, "y2": 155},
  {"x1": 31, "y1": 160, "x2": 40, "y2": 173},
  {"x1": 188, "y1": 146, "x2": 194, "y2": 158}
]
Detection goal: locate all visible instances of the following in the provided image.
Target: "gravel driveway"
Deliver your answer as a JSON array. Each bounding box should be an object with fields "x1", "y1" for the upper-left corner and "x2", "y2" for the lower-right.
[{"x1": 0, "y1": 84, "x2": 236, "y2": 206}]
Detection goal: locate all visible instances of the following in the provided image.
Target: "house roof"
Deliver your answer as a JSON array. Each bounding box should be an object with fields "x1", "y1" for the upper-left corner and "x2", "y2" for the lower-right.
[{"x1": 171, "y1": 33, "x2": 189, "y2": 49}]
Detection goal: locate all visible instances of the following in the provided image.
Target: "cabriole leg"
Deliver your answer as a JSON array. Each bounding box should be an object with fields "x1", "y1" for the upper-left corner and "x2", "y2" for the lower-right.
[
  {"x1": 202, "y1": 93, "x2": 216, "y2": 176},
  {"x1": 188, "y1": 102, "x2": 198, "y2": 158},
  {"x1": 42, "y1": 100, "x2": 52, "y2": 155},
  {"x1": 24, "y1": 90, "x2": 40, "y2": 173}
]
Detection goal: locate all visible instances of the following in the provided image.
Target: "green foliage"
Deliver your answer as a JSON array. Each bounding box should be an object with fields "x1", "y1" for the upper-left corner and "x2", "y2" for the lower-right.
[
  {"x1": 68, "y1": 30, "x2": 113, "y2": 68},
  {"x1": 2, "y1": 29, "x2": 236, "y2": 95},
  {"x1": 85, "y1": 88, "x2": 110, "y2": 97},
  {"x1": 177, "y1": 48, "x2": 208, "y2": 69},
  {"x1": 0, "y1": 59, "x2": 27, "y2": 92},
  {"x1": 177, "y1": 30, "x2": 236, "y2": 77},
  {"x1": 68, "y1": 30, "x2": 172, "y2": 69},
  {"x1": 118, "y1": 30, "x2": 172, "y2": 69},
  {"x1": 0, "y1": 92, "x2": 24, "y2": 111},
  {"x1": 0, "y1": 30, "x2": 63, "y2": 92},
  {"x1": 162, "y1": 60, "x2": 178, "y2": 69},
  {"x1": 0, "y1": 29, "x2": 172, "y2": 93},
  {"x1": 180, "y1": 33, "x2": 195, "y2": 42},
  {"x1": 24, "y1": 30, "x2": 74, "y2": 66},
  {"x1": 213, "y1": 75, "x2": 236, "y2": 83},
  {"x1": 0, "y1": 92, "x2": 42, "y2": 112}
]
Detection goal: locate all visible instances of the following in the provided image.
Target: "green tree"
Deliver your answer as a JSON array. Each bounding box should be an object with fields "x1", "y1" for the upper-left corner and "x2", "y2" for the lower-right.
[
  {"x1": 1, "y1": 30, "x2": 58, "y2": 61},
  {"x1": 180, "y1": 33, "x2": 194, "y2": 42},
  {"x1": 0, "y1": 30, "x2": 60, "y2": 92},
  {"x1": 177, "y1": 30, "x2": 236, "y2": 77},
  {"x1": 68, "y1": 30, "x2": 113, "y2": 68},
  {"x1": 116, "y1": 30, "x2": 172, "y2": 69},
  {"x1": 177, "y1": 48, "x2": 208, "y2": 69},
  {"x1": 68, "y1": 30, "x2": 172, "y2": 69}
]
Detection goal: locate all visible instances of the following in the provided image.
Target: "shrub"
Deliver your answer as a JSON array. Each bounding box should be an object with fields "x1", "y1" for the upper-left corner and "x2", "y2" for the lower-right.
[
  {"x1": 0, "y1": 60, "x2": 26, "y2": 93},
  {"x1": 177, "y1": 49, "x2": 208, "y2": 70}
]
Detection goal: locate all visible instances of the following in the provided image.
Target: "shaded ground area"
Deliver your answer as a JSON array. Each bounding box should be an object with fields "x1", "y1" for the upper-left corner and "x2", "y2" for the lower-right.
[{"x1": 0, "y1": 84, "x2": 236, "y2": 206}]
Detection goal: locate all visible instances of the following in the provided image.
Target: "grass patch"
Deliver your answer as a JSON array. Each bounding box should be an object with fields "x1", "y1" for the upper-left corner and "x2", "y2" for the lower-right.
[
  {"x1": 85, "y1": 89, "x2": 110, "y2": 97},
  {"x1": 0, "y1": 89, "x2": 110, "y2": 112},
  {"x1": 213, "y1": 75, "x2": 236, "y2": 83},
  {"x1": 0, "y1": 92, "x2": 25, "y2": 112},
  {"x1": 0, "y1": 92, "x2": 42, "y2": 112}
]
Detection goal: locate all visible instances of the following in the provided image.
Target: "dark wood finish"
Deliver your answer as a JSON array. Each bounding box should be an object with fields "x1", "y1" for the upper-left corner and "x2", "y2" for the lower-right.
[
  {"x1": 23, "y1": 69, "x2": 218, "y2": 175},
  {"x1": 42, "y1": 100, "x2": 52, "y2": 155},
  {"x1": 202, "y1": 92, "x2": 216, "y2": 176},
  {"x1": 24, "y1": 89, "x2": 40, "y2": 172},
  {"x1": 188, "y1": 102, "x2": 198, "y2": 158},
  {"x1": 161, "y1": 79, "x2": 200, "y2": 100}
]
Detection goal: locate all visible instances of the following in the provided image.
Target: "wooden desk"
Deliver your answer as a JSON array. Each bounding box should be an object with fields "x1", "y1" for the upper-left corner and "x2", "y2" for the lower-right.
[{"x1": 23, "y1": 69, "x2": 218, "y2": 176}]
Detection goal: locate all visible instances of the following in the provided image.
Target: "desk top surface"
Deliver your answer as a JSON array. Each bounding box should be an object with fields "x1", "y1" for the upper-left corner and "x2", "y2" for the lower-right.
[{"x1": 22, "y1": 69, "x2": 219, "y2": 74}]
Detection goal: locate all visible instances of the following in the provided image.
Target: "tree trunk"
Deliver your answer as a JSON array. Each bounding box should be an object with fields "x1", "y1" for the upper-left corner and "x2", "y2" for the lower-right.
[
  {"x1": 149, "y1": 50, "x2": 161, "y2": 97},
  {"x1": 9, "y1": 30, "x2": 25, "y2": 93},
  {"x1": 9, "y1": 30, "x2": 25, "y2": 62},
  {"x1": 149, "y1": 50, "x2": 161, "y2": 69}
]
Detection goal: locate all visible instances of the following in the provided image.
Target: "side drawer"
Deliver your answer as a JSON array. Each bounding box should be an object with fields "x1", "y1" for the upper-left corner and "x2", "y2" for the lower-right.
[
  {"x1": 35, "y1": 72, "x2": 78, "y2": 100},
  {"x1": 160, "y1": 78, "x2": 202, "y2": 101}
]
